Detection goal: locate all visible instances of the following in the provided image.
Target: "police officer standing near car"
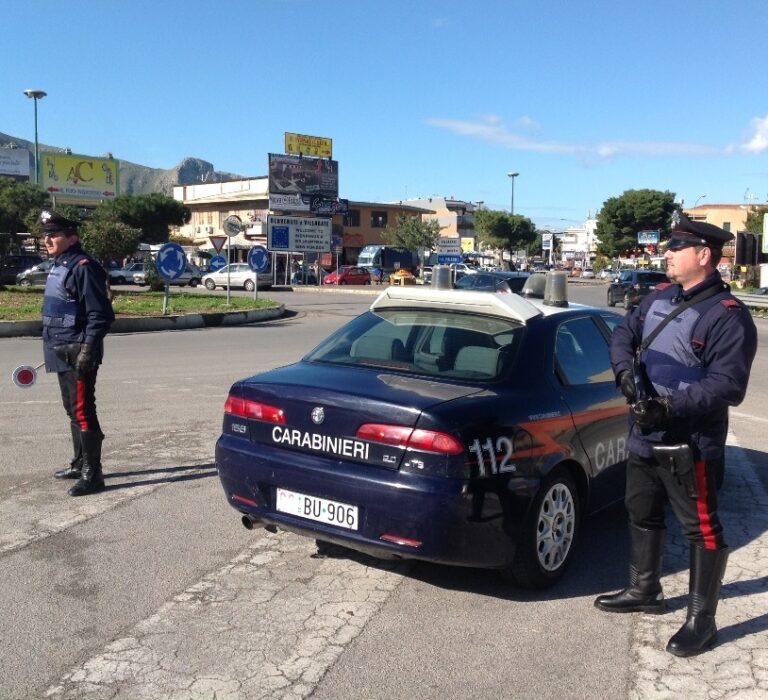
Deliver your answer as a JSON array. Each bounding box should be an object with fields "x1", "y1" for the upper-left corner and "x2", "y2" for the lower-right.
[
  {"x1": 594, "y1": 211, "x2": 757, "y2": 657},
  {"x1": 40, "y1": 210, "x2": 114, "y2": 497}
]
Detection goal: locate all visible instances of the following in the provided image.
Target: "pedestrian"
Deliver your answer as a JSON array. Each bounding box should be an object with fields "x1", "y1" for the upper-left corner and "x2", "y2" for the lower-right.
[
  {"x1": 40, "y1": 210, "x2": 114, "y2": 497},
  {"x1": 594, "y1": 211, "x2": 757, "y2": 656}
]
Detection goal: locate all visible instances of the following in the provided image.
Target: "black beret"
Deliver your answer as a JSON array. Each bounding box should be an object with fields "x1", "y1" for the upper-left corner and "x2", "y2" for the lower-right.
[
  {"x1": 39, "y1": 209, "x2": 79, "y2": 234},
  {"x1": 669, "y1": 210, "x2": 732, "y2": 249}
]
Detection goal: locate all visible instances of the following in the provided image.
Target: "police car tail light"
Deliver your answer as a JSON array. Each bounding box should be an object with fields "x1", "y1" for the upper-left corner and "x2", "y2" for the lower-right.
[
  {"x1": 225, "y1": 395, "x2": 286, "y2": 424},
  {"x1": 356, "y1": 423, "x2": 463, "y2": 455}
]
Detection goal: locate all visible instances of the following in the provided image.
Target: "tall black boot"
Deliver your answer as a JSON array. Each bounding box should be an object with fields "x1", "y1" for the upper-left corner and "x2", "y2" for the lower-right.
[
  {"x1": 68, "y1": 431, "x2": 105, "y2": 497},
  {"x1": 55, "y1": 424, "x2": 83, "y2": 479},
  {"x1": 594, "y1": 524, "x2": 666, "y2": 614},
  {"x1": 666, "y1": 546, "x2": 728, "y2": 657}
]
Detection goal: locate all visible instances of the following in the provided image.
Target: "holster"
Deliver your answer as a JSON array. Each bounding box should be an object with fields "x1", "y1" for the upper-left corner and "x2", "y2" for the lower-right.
[
  {"x1": 53, "y1": 343, "x2": 82, "y2": 371},
  {"x1": 653, "y1": 444, "x2": 698, "y2": 498}
]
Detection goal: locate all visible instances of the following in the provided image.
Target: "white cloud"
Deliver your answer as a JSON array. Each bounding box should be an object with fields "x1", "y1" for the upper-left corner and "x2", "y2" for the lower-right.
[
  {"x1": 425, "y1": 115, "x2": 749, "y2": 160},
  {"x1": 742, "y1": 115, "x2": 768, "y2": 153}
]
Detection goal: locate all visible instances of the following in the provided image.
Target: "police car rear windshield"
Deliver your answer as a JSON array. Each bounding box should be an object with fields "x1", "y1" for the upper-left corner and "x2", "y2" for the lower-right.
[{"x1": 304, "y1": 310, "x2": 524, "y2": 381}]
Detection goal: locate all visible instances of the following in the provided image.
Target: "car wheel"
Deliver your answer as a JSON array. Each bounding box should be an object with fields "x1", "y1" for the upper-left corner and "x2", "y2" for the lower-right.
[
  {"x1": 113, "y1": 276, "x2": 126, "y2": 285},
  {"x1": 606, "y1": 291, "x2": 615, "y2": 307},
  {"x1": 244, "y1": 279, "x2": 255, "y2": 292},
  {"x1": 623, "y1": 294, "x2": 633, "y2": 310},
  {"x1": 18, "y1": 279, "x2": 31, "y2": 287},
  {"x1": 204, "y1": 279, "x2": 216, "y2": 290},
  {"x1": 189, "y1": 278, "x2": 199, "y2": 288},
  {"x1": 503, "y1": 470, "x2": 580, "y2": 589}
]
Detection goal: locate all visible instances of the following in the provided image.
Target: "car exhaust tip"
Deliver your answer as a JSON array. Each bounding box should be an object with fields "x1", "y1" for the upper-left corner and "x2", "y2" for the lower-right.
[{"x1": 241, "y1": 514, "x2": 261, "y2": 530}]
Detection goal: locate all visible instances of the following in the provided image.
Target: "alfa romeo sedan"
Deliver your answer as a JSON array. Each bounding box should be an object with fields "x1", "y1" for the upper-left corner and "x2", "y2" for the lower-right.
[{"x1": 216, "y1": 276, "x2": 628, "y2": 588}]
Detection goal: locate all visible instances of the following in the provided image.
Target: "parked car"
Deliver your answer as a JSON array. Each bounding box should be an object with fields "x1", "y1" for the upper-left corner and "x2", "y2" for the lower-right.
[
  {"x1": 607, "y1": 269, "x2": 670, "y2": 309},
  {"x1": 454, "y1": 271, "x2": 531, "y2": 294},
  {"x1": 215, "y1": 281, "x2": 627, "y2": 589},
  {"x1": 581, "y1": 268, "x2": 595, "y2": 280},
  {"x1": 322, "y1": 266, "x2": 371, "y2": 285},
  {"x1": 134, "y1": 262, "x2": 203, "y2": 287},
  {"x1": 202, "y1": 263, "x2": 272, "y2": 291},
  {"x1": 599, "y1": 267, "x2": 615, "y2": 280},
  {"x1": 15, "y1": 259, "x2": 55, "y2": 286},
  {"x1": 108, "y1": 262, "x2": 145, "y2": 285},
  {"x1": 1, "y1": 253, "x2": 44, "y2": 285}
]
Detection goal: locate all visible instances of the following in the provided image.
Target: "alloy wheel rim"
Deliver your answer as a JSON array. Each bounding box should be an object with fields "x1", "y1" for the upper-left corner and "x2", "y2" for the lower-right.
[{"x1": 536, "y1": 483, "x2": 575, "y2": 572}]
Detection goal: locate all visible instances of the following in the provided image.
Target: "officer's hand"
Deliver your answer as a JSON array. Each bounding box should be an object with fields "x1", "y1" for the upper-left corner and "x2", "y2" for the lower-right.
[
  {"x1": 632, "y1": 398, "x2": 671, "y2": 430},
  {"x1": 617, "y1": 369, "x2": 636, "y2": 402},
  {"x1": 75, "y1": 343, "x2": 96, "y2": 375}
]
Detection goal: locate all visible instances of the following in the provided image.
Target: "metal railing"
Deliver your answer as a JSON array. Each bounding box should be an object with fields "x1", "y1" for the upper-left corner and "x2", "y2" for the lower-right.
[{"x1": 734, "y1": 292, "x2": 768, "y2": 310}]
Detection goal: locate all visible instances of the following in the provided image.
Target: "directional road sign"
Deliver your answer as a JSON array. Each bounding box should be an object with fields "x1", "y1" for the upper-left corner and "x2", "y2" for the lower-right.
[
  {"x1": 156, "y1": 243, "x2": 187, "y2": 281},
  {"x1": 248, "y1": 245, "x2": 270, "y2": 273},
  {"x1": 209, "y1": 255, "x2": 227, "y2": 272}
]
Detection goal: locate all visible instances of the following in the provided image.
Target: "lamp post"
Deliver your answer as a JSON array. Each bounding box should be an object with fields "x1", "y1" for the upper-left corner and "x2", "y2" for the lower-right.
[
  {"x1": 23, "y1": 89, "x2": 46, "y2": 185},
  {"x1": 693, "y1": 194, "x2": 706, "y2": 209},
  {"x1": 507, "y1": 171, "x2": 519, "y2": 215}
]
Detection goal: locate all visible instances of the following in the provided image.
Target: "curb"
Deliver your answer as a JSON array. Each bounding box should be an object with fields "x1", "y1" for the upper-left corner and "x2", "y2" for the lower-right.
[{"x1": 0, "y1": 304, "x2": 285, "y2": 338}]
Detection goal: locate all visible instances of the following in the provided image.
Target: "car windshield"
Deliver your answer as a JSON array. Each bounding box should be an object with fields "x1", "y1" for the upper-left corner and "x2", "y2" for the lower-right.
[
  {"x1": 304, "y1": 309, "x2": 524, "y2": 381},
  {"x1": 640, "y1": 272, "x2": 668, "y2": 284}
]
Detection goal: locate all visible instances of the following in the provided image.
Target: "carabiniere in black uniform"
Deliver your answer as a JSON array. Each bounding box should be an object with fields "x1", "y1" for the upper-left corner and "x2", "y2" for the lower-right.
[
  {"x1": 594, "y1": 211, "x2": 758, "y2": 657},
  {"x1": 40, "y1": 210, "x2": 114, "y2": 497}
]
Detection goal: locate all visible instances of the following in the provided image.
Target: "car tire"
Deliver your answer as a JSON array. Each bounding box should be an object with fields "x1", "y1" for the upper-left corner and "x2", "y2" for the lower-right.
[
  {"x1": 606, "y1": 291, "x2": 615, "y2": 307},
  {"x1": 18, "y1": 279, "x2": 31, "y2": 287},
  {"x1": 244, "y1": 279, "x2": 255, "y2": 292},
  {"x1": 113, "y1": 276, "x2": 126, "y2": 285},
  {"x1": 204, "y1": 279, "x2": 216, "y2": 290},
  {"x1": 623, "y1": 294, "x2": 633, "y2": 310},
  {"x1": 503, "y1": 469, "x2": 580, "y2": 589},
  {"x1": 189, "y1": 279, "x2": 199, "y2": 288}
]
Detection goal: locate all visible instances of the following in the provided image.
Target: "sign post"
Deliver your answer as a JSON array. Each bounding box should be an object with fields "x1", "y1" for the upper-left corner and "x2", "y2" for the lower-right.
[
  {"x1": 223, "y1": 215, "x2": 243, "y2": 306},
  {"x1": 247, "y1": 245, "x2": 270, "y2": 302},
  {"x1": 155, "y1": 242, "x2": 187, "y2": 314}
]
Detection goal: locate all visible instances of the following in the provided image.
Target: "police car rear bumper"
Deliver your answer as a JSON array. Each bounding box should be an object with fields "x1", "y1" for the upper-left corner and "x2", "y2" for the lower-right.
[{"x1": 215, "y1": 434, "x2": 540, "y2": 569}]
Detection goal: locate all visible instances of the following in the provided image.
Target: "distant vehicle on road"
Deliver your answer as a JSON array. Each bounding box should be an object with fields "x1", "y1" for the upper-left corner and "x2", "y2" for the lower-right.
[
  {"x1": 134, "y1": 263, "x2": 203, "y2": 288},
  {"x1": 454, "y1": 270, "x2": 530, "y2": 294},
  {"x1": 323, "y1": 266, "x2": 371, "y2": 285},
  {"x1": 1, "y1": 253, "x2": 44, "y2": 285},
  {"x1": 15, "y1": 259, "x2": 54, "y2": 286},
  {"x1": 357, "y1": 245, "x2": 418, "y2": 277},
  {"x1": 202, "y1": 264, "x2": 272, "y2": 291},
  {"x1": 108, "y1": 262, "x2": 145, "y2": 285},
  {"x1": 607, "y1": 270, "x2": 669, "y2": 309}
]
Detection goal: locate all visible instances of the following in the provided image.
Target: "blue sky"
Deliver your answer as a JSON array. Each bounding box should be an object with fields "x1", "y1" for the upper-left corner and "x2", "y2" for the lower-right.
[{"x1": 4, "y1": 0, "x2": 768, "y2": 229}]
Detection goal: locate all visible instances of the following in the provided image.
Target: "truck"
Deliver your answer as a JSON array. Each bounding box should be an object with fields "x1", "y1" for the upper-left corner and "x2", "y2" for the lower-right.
[{"x1": 357, "y1": 245, "x2": 419, "y2": 276}]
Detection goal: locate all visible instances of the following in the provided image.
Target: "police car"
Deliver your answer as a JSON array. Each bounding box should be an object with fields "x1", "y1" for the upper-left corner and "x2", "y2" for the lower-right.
[{"x1": 216, "y1": 274, "x2": 628, "y2": 588}]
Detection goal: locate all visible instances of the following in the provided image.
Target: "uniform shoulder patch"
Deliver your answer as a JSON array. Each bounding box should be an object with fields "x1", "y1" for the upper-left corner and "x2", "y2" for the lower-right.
[
  {"x1": 78, "y1": 258, "x2": 89, "y2": 266},
  {"x1": 720, "y1": 298, "x2": 740, "y2": 309}
]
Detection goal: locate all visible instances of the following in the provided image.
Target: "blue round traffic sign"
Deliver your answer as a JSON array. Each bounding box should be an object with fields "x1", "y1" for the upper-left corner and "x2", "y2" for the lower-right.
[
  {"x1": 156, "y1": 243, "x2": 187, "y2": 281},
  {"x1": 209, "y1": 255, "x2": 227, "y2": 272},
  {"x1": 248, "y1": 245, "x2": 270, "y2": 273}
]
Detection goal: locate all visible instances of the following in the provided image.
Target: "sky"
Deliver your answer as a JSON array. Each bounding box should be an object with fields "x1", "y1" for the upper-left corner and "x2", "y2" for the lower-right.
[{"x1": 4, "y1": 0, "x2": 768, "y2": 230}]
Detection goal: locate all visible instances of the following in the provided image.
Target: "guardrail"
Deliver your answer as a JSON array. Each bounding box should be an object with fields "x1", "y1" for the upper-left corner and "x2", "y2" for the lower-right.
[{"x1": 734, "y1": 292, "x2": 768, "y2": 310}]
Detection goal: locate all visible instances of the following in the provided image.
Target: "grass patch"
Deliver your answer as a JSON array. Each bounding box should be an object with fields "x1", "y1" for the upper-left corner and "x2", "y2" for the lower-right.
[{"x1": 0, "y1": 287, "x2": 277, "y2": 321}]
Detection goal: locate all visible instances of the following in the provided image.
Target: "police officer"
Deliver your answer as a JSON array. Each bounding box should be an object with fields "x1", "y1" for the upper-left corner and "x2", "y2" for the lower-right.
[
  {"x1": 40, "y1": 210, "x2": 114, "y2": 497},
  {"x1": 594, "y1": 211, "x2": 757, "y2": 657}
]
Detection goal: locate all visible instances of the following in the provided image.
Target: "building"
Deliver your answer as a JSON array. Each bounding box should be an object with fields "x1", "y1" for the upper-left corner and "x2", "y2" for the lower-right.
[
  {"x1": 683, "y1": 203, "x2": 753, "y2": 234},
  {"x1": 551, "y1": 218, "x2": 599, "y2": 267}
]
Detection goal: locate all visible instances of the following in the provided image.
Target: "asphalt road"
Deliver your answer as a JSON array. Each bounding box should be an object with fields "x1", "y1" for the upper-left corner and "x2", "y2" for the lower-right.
[{"x1": 0, "y1": 284, "x2": 765, "y2": 699}]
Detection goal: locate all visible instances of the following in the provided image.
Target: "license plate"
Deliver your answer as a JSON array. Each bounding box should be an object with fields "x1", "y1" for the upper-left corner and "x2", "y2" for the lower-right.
[{"x1": 276, "y1": 488, "x2": 359, "y2": 530}]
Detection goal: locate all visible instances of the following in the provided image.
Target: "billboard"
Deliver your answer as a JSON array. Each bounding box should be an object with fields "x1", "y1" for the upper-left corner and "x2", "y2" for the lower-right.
[
  {"x1": 284, "y1": 132, "x2": 332, "y2": 158},
  {"x1": 637, "y1": 230, "x2": 660, "y2": 245},
  {"x1": 268, "y1": 153, "x2": 338, "y2": 198},
  {"x1": 0, "y1": 149, "x2": 31, "y2": 179},
  {"x1": 267, "y1": 215, "x2": 332, "y2": 253},
  {"x1": 40, "y1": 151, "x2": 119, "y2": 202}
]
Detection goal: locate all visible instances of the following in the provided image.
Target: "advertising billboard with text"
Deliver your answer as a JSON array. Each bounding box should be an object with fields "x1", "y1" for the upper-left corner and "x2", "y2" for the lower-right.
[
  {"x1": 0, "y1": 149, "x2": 30, "y2": 179},
  {"x1": 40, "y1": 152, "x2": 120, "y2": 202},
  {"x1": 268, "y1": 154, "x2": 338, "y2": 198}
]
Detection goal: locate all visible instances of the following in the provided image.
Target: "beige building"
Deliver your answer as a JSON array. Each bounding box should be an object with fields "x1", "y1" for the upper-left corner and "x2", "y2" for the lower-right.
[{"x1": 683, "y1": 203, "x2": 752, "y2": 233}]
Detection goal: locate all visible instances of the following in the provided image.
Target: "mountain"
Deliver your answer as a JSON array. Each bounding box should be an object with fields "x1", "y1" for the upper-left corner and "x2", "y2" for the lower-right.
[{"x1": 0, "y1": 132, "x2": 243, "y2": 196}]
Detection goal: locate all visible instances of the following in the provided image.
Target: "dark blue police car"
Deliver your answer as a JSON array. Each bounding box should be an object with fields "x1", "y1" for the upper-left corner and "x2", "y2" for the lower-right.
[{"x1": 216, "y1": 275, "x2": 629, "y2": 588}]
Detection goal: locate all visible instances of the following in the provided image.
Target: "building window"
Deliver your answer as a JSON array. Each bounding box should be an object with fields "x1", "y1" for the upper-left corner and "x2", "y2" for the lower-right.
[
  {"x1": 344, "y1": 210, "x2": 361, "y2": 227},
  {"x1": 371, "y1": 211, "x2": 388, "y2": 228},
  {"x1": 723, "y1": 222, "x2": 731, "y2": 232}
]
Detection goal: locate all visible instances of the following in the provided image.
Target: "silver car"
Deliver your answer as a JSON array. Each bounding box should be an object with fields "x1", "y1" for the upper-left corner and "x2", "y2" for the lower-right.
[
  {"x1": 108, "y1": 262, "x2": 144, "y2": 285},
  {"x1": 202, "y1": 263, "x2": 272, "y2": 291},
  {"x1": 134, "y1": 263, "x2": 202, "y2": 287}
]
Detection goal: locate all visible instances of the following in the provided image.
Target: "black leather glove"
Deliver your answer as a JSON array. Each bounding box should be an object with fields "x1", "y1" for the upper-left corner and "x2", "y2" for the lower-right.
[
  {"x1": 75, "y1": 343, "x2": 96, "y2": 375},
  {"x1": 617, "y1": 369, "x2": 636, "y2": 402},
  {"x1": 632, "y1": 397, "x2": 671, "y2": 431}
]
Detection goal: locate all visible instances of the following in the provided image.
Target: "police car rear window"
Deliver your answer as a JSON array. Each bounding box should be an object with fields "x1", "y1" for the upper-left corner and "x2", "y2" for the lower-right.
[{"x1": 305, "y1": 310, "x2": 524, "y2": 381}]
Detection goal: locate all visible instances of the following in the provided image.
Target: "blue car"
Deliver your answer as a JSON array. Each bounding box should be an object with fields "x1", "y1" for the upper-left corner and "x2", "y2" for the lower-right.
[{"x1": 216, "y1": 276, "x2": 628, "y2": 588}]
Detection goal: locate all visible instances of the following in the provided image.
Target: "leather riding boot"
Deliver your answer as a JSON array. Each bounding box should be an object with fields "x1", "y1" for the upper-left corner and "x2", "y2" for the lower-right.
[
  {"x1": 68, "y1": 431, "x2": 105, "y2": 497},
  {"x1": 667, "y1": 546, "x2": 728, "y2": 657},
  {"x1": 55, "y1": 424, "x2": 83, "y2": 479},
  {"x1": 594, "y1": 525, "x2": 666, "y2": 614}
]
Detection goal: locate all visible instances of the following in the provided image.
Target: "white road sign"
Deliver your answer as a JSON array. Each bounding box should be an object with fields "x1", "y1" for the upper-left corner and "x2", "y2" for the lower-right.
[
  {"x1": 267, "y1": 216, "x2": 332, "y2": 253},
  {"x1": 437, "y1": 236, "x2": 462, "y2": 255}
]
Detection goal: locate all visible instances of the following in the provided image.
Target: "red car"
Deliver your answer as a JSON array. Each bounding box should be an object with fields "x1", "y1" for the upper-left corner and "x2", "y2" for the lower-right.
[{"x1": 322, "y1": 266, "x2": 371, "y2": 285}]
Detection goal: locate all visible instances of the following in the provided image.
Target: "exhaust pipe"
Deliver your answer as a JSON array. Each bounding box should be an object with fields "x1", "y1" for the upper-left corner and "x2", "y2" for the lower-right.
[{"x1": 241, "y1": 514, "x2": 261, "y2": 530}]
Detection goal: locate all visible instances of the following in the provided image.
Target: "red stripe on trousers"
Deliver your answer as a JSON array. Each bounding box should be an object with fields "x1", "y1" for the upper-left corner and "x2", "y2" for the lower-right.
[
  {"x1": 75, "y1": 378, "x2": 90, "y2": 431},
  {"x1": 694, "y1": 459, "x2": 716, "y2": 549}
]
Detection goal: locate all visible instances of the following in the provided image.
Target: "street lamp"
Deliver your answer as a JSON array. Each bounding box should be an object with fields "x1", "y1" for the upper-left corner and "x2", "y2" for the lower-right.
[
  {"x1": 507, "y1": 171, "x2": 519, "y2": 215},
  {"x1": 23, "y1": 88, "x2": 46, "y2": 185},
  {"x1": 693, "y1": 194, "x2": 707, "y2": 209}
]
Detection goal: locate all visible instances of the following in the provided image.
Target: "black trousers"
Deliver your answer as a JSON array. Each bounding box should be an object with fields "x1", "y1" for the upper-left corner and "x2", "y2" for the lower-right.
[
  {"x1": 57, "y1": 368, "x2": 102, "y2": 435},
  {"x1": 625, "y1": 450, "x2": 725, "y2": 550}
]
